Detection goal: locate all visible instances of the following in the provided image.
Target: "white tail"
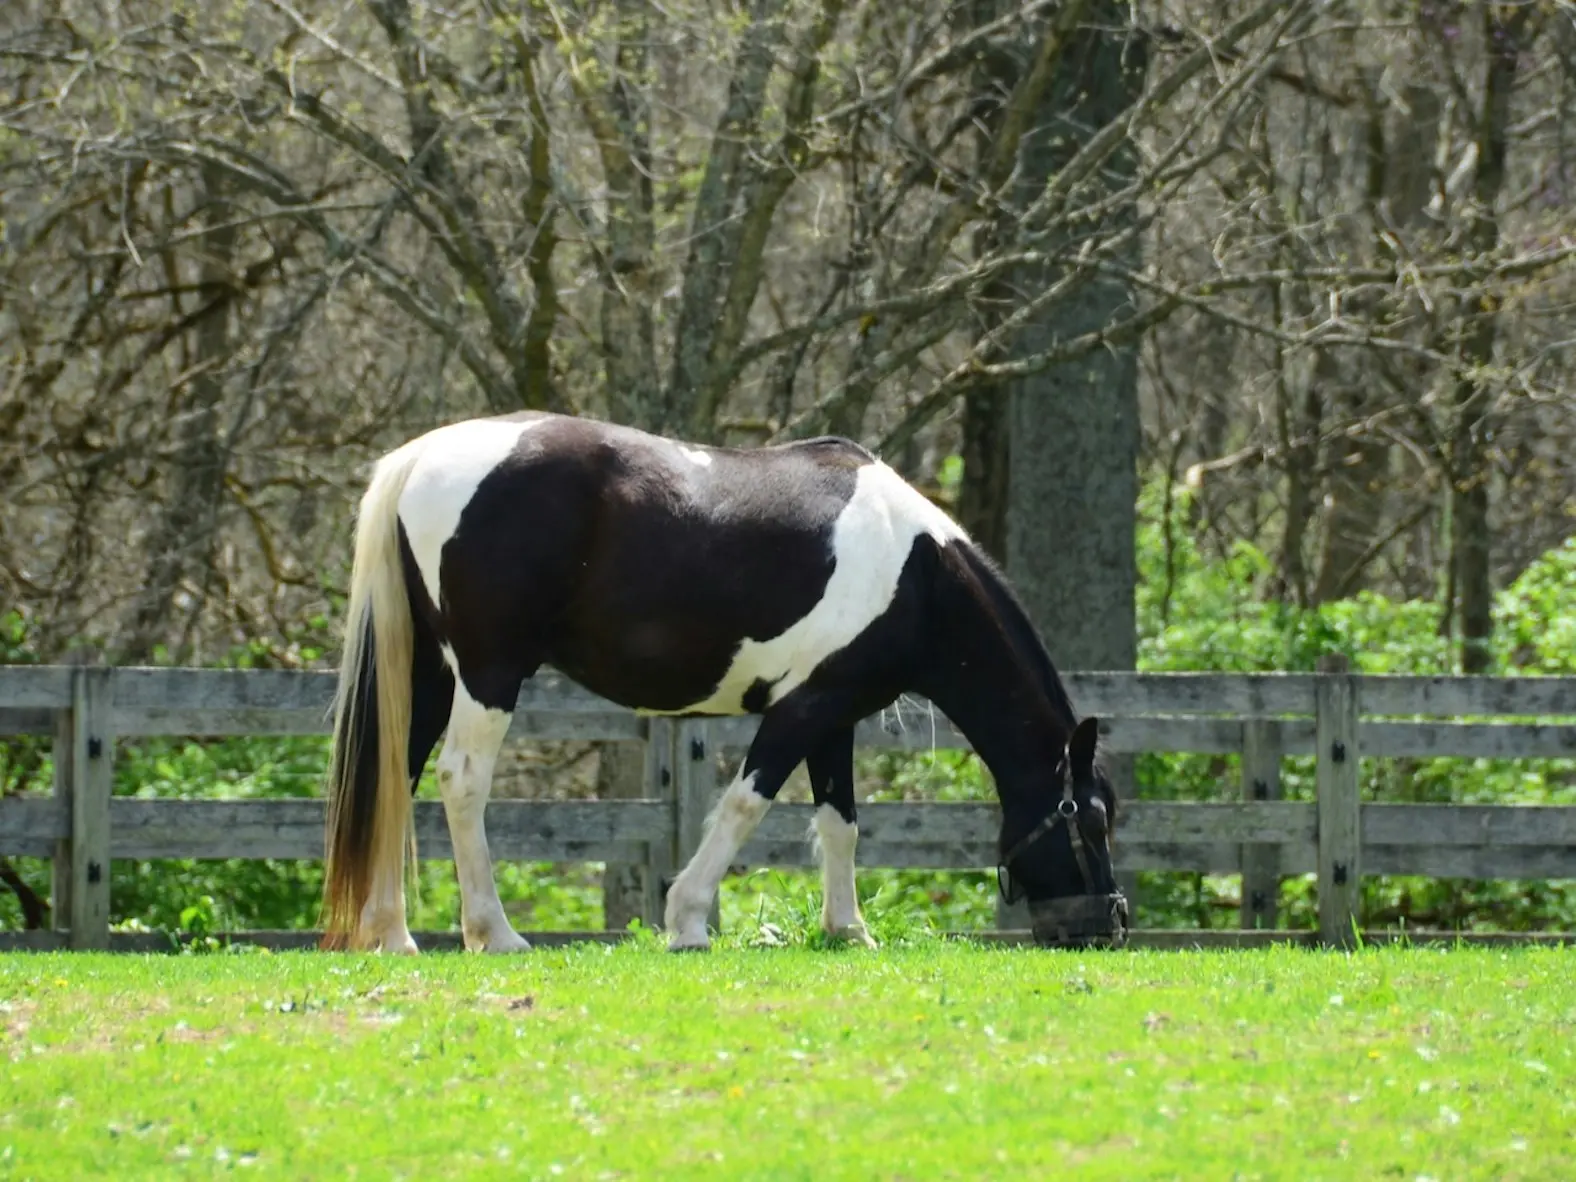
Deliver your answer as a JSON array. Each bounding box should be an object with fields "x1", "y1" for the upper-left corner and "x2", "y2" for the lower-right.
[{"x1": 322, "y1": 437, "x2": 429, "y2": 947}]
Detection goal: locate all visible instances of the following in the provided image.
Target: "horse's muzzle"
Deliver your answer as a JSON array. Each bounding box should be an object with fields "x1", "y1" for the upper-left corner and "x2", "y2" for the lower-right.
[{"x1": 1027, "y1": 892, "x2": 1130, "y2": 949}]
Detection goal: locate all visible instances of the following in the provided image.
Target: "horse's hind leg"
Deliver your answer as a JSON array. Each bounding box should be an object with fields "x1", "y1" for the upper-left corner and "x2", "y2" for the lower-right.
[
  {"x1": 436, "y1": 675, "x2": 529, "y2": 952},
  {"x1": 807, "y1": 727, "x2": 876, "y2": 947}
]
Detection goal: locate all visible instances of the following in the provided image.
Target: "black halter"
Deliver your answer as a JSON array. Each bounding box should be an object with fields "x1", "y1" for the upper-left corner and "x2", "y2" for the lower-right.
[
  {"x1": 995, "y1": 759, "x2": 1099, "y2": 905},
  {"x1": 995, "y1": 761, "x2": 1129, "y2": 948}
]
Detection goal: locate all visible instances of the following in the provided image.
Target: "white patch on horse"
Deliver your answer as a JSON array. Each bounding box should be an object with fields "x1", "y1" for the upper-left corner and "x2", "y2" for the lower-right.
[
  {"x1": 434, "y1": 676, "x2": 529, "y2": 953},
  {"x1": 398, "y1": 418, "x2": 543, "y2": 608},
  {"x1": 664, "y1": 772, "x2": 771, "y2": 950},
  {"x1": 662, "y1": 461, "x2": 966, "y2": 715},
  {"x1": 812, "y1": 804, "x2": 875, "y2": 946},
  {"x1": 679, "y1": 446, "x2": 713, "y2": 467}
]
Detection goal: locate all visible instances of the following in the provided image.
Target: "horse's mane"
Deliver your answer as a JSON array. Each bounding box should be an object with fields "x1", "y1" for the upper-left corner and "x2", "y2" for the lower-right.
[{"x1": 951, "y1": 541, "x2": 1081, "y2": 733}]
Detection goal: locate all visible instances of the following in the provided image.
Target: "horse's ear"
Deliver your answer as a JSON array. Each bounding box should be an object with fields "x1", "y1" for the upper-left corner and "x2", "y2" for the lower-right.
[{"x1": 1068, "y1": 716, "x2": 1100, "y2": 777}]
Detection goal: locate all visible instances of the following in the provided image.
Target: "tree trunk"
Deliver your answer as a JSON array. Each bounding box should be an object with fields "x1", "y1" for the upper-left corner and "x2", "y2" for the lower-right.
[
  {"x1": 1003, "y1": 4, "x2": 1142, "y2": 672},
  {"x1": 957, "y1": 386, "x2": 1010, "y2": 563},
  {"x1": 1451, "y1": 6, "x2": 1530, "y2": 674},
  {"x1": 994, "y1": 2, "x2": 1144, "y2": 923},
  {"x1": 121, "y1": 163, "x2": 239, "y2": 662}
]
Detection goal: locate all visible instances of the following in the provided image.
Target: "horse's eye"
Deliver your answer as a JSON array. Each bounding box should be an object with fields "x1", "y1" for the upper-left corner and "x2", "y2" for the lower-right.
[{"x1": 1084, "y1": 796, "x2": 1109, "y2": 832}]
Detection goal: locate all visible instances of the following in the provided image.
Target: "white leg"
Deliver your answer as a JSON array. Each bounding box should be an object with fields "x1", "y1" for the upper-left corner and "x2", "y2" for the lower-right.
[
  {"x1": 435, "y1": 685, "x2": 529, "y2": 953},
  {"x1": 813, "y1": 804, "x2": 876, "y2": 947},
  {"x1": 357, "y1": 863, "x2": 418, "y2": 955},
  {"x1": 664, "y1": 773, "x2": 771, "y2": 951}
]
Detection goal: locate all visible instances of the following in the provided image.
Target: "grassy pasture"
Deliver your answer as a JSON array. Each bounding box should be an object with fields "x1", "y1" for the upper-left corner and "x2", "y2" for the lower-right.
[{"x1": 1, "y1": 939, "x2": 1572, "y2": 1180}]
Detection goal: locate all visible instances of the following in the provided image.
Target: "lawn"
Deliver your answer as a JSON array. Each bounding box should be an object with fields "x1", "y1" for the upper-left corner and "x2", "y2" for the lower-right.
[{"x1": 1, "y1": 939, "x2": 1572, "y2": 1180}]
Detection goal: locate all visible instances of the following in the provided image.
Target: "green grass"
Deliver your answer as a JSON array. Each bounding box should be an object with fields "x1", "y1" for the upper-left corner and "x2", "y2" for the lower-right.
[{"x1": 2, "y1": 942, "x2": 1572, "y2": 1180}]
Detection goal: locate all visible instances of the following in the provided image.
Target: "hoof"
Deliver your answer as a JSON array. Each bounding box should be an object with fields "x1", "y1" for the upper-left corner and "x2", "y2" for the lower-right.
[
  {"x1": 667, "y1": 928, "x2": 712, "y2": 953},
  {"x1": 364, "y1": 932, "x2": 418, "y2": 956},
  {"x1": 825, "y1": 923, "x2": 878, "y2": 949},
  {"x1": 464, "y1": 922, "x2": 531, "y2": 954},
  {"x1": 481, "y1": 933, "x2": 532, "y2": 954}
]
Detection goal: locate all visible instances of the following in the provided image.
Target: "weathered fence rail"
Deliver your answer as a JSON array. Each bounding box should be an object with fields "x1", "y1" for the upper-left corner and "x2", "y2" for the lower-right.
[{"x1": 2, "y1": 664, "x2": 1574, "y2": 952}]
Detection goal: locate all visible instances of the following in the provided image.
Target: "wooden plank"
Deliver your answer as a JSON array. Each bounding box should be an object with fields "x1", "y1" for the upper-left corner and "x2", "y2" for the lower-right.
[
  {"x1": 1363, "y1": 804, "x2": 1576, "y2": 847},
  {"x1": 1114, "y1": 842, "x2": 1315, "y2": 875},
  {"x1": 1316, "y1": 660, "x2": 1361, "y2": 949},
  {"x1": 5, "y1": 926, "x2": 1567, "y2": 954},
  {"x1": 11, "y1": 667, "x2": 1576, "y2": 733},
  {"x1": 0, "y1": 708, "x2": 55, "y2": 736},
  {"x1": 727, "y1": 801, "x2": 1315, "y2": 872},
  {"x1": 747, "y1": 801, "x2": 1317, "y2": 849},
  {"x1": 0, "y1": 666, "x2": 74, "y2": 709},
  {"x1": 1064, "y1": 672, "x2": 1317, "y2": 717},
  {"x1": 959, "y1": 928, "x2": 1576, "y2": 949},
  {"x1": 1239, "y1": 720, "x2": 1282, "y2": 931},
  {"x1": 110, "y1": 706, "x2": 645, "y2": 742},
  {"x1": 1365, "y1": 845, "x2": 1576, "y2": 880},
  {"x1": 0, "y1": 929, "x2": 628, "y2": 953},
  {"x1": 719, "y1": 711, "x2": 1279, "y2": 757},
  {"x1": 69, "y1": 668, "x2": 115, "y2": 950},
  {"x1": 107, "y1": 666, "x2": 624, "y2": 717},
  {"x1": 1121, "y1": 801, "x2": 1315, "y2": 846},
  {"x1": 729, "y1": 838, "x2": 1306, "y2": 875},
  {"x1": 95, "y1": 708, "x2": 1576, "y2": 762},
  {"x1": 111, "y1": 667, "x2": 336, "y2": 712},
  {"x1": 1361, "y1": 721, "x2": 1576, "y2": 759},
  {"x1": 1361, "y1": 676, "x2": 1576, "y2": 719},
  {"x1": 0, "y1": 796, "x2": 70, "y2": 857},
  {"x1": 104, "y1": 798, "x2": 669, "y2": 862}
]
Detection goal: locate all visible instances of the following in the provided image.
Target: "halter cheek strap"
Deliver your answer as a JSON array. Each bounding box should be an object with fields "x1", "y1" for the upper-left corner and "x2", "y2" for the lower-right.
[{"x1": 997, "y1": 760, "x2": 1103, "y2": 903}]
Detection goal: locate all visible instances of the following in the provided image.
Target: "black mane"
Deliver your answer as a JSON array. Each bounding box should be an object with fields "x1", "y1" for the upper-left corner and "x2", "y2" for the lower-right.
[{"x1": 952, "y1": 541, "x2": 1082, "y2": 733}]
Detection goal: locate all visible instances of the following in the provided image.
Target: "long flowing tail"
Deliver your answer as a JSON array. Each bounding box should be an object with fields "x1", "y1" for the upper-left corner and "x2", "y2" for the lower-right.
[{"x1": 321, "y1": 437, "x2": 429, "y2": 948}]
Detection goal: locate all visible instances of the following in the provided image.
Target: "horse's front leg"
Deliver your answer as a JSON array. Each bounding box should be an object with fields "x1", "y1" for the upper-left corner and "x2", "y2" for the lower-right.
[
  {"x1": 807, "y1": 726, "x2": 876, "y2": 947},
  {"x1": 663, "y1": 702, "x2": 830, "y2": 952}
]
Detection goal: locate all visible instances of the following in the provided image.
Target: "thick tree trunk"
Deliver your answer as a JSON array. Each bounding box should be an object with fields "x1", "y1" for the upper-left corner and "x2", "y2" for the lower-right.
[
  {"x1": 1450, "y1": 7, "x2": 1529, "y2": 674},
  {"x1": 992, "y1": 2, "x2": 1144, "y2": 924},
  {"x1": 1003, "y1": 5, "x2": 1142, "y2": 673}
]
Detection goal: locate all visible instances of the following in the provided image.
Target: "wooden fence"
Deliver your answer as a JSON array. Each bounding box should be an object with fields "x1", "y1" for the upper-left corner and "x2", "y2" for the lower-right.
[{"x1": 2, "y1": 664, "x2": 1574, "y2": 952}]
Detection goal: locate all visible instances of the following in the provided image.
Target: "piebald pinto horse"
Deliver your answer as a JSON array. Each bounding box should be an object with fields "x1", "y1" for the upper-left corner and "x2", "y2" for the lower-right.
[{"x1": 322, "y1": 412, "x2": 1123, "y2": 953}]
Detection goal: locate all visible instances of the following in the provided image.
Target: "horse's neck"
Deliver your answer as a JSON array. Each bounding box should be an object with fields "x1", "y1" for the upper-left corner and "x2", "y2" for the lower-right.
[{"x1": 918, "y1": 560, "x2": 1069, "y2": 820}]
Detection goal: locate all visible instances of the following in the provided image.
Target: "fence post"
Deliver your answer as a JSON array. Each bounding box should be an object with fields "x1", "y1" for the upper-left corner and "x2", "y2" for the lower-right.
[
  {"x1": 1239, "y1": 719, "x2": 1282, "y2": 931},
  {"x1": 69, "y1": 667, "x2": 115, "y2": 950},
  {"x1": 1315, "y1": 654, "x2": 1360, "y2": 949},
  {"x1": 50, "y1": 707, "x2": 75, "y2": 934},
  {"x1": 598, "y1": 738, "x2": 653, "y2": 935},
  {"x1": 674, "y1": 719, "x2": 722, "y2": 935},
  {"x1": 640, "y1": 718, "x2": 677, "y2": 931}
]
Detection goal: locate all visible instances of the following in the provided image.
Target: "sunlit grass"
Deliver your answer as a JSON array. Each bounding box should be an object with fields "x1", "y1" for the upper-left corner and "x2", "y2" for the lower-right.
[{"x1": 2, "y1": 941, "x2": 1572, "y2": 1179}]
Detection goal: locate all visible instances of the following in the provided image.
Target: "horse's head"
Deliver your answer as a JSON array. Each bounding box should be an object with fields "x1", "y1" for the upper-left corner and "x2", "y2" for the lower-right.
[{"x1": 996, "y1": 716, "x2": 1128, "y2": 949}]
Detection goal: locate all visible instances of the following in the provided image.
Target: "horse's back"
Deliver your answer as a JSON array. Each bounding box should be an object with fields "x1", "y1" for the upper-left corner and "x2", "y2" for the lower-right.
[{"x1": 391, "y1": 413, "x2": 955, "y2": 714}]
